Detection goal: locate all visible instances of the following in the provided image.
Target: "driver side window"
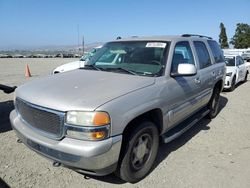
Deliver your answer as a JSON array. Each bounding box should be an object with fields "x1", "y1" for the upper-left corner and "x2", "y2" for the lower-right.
[
  {"x1": 239, "y1": 57, "x2": 244, "y2": 65},
  {"x1": 236, "y1": 58, "x2": 240, "y2": 66},
  {"x1": 171, "y1": 41, "x2": 195, "y2": 73}
]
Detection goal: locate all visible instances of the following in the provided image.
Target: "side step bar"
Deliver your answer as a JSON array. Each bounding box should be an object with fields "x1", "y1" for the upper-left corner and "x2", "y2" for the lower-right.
[{"x1": 161, "y1": 107, "x2": 210, "y2": 143}]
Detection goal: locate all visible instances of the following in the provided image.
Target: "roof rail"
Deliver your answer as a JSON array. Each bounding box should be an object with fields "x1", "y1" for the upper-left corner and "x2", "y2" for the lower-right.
[{"x1": 182, "y1": 34, "x2": 212, "y2": 40}]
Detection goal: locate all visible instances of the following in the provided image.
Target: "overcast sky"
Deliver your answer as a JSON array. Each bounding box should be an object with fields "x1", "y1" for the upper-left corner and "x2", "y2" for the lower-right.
[{"x1": 0, "y1": 0, "x2": 249, "y2": 49}]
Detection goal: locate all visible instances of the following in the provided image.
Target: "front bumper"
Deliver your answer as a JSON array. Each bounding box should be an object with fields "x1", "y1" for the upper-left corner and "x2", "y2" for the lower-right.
[
  {"x1": 10, "y1": 110, "x2": 122, "y2": 176},
  {"x1": 223, "y1": 76, "x2": 233, "y2": 89}
]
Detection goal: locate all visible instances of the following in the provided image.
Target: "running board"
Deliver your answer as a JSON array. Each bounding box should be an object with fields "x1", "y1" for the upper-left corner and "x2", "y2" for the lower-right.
[{"x1": 161, "y1": 107, "x2": 210, "y2": 143}]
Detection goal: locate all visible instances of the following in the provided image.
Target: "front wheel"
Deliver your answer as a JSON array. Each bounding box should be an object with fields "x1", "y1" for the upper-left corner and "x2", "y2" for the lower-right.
[
  {"x1": 207, "y1": 87, "x2": 220, "y2": 119},
  {"x1": 244, "y1": 72, "x2": 248, "y2": 82},
  {"x1": 117, "y1": 121, "x2": 159, "y2": 183}
]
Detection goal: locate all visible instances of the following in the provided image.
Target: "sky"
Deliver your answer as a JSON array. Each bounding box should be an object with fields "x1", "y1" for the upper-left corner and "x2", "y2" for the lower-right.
[{"x1": 0, "y1": 0, "x2": 250, "y2": 50}]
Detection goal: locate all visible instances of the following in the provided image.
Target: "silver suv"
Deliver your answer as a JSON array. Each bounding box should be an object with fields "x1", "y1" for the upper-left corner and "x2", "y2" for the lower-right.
[{"x1": 10, "y1": 34, "x2": 226, "y2": 183}]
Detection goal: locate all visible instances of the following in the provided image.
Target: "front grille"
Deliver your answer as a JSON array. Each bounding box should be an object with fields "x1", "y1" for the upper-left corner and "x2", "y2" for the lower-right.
[{"x1": 15, "y1": 98, "x2": 64, "y2": 139}]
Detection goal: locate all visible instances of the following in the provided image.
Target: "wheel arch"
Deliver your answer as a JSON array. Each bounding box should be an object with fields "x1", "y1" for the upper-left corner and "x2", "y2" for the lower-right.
[
  {"x1": 116, "y1": 108, "x2": 163, "y2": 177},
  {"x1": 122, "y1": 108, "x2": 163, "y2": 138},
  {"x1": 214, "y1": 79, "x2": 224, "y2": 92}
]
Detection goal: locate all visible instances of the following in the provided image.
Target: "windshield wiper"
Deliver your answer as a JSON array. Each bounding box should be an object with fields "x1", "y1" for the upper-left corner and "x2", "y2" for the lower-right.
[
  {"x1": 153, "y1": 65, "x2": 165, "y2": 77},
  {"x1": 105, "y1": 67, "x2": 138, "y2": 75},
  {"x1": 80, "y1": 64, "x2": 102, "y2": 71}
]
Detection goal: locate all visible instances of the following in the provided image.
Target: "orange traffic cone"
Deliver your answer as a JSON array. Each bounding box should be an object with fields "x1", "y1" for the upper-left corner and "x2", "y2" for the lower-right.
[{"x1": 25, "y1": 64, "x2": 32, "y2": 77}]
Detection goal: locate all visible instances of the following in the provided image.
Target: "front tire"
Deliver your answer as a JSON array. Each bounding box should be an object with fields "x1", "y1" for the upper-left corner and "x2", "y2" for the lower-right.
[
  {"x1": 244, "y1": 72, "x2": 248, "y2": 82},
  {"x1": 117, "y1": 121, "x2": 159, "y2": 183},
  {"x1": 207, "y1": 87, "x2": 220, "y2": 119}
]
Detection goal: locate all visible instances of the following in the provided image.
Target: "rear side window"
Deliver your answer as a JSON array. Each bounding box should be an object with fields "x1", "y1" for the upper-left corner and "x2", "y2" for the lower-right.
[
  {"x1": 208, "y1": 40, "x2": 224, "y2": 63},
  {"x1": 171, "y1": 41, "x2": 195, "y2": 73},
  {"x1": 194, "y1": 41, "x2": 211, "y2": 69}
]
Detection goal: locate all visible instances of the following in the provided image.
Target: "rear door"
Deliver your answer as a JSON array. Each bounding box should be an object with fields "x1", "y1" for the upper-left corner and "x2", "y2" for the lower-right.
[
  {"x1": 207, "y1": 40, "x2": 225, "y2": 97},
  {"x1": 193, "y1": 40, "x2": 214, "y2": 106}
]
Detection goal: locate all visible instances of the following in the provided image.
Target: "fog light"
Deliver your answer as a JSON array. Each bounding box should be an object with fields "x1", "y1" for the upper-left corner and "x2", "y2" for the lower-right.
[{"x1": 92, "y1": 131, "x2": 106, "y2": 139}]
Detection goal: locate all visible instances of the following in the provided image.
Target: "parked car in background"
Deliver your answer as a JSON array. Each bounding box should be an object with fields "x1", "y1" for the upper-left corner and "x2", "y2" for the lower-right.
[
  {"x1": 10, "y1": 34, "x2": 225, "y2": 183},
  {"x1": 224, "y1": 55, "x2": 248, "y2": 91},
  {"x1": 52, "y1": 46, "x2": 102, "y2": 74}
]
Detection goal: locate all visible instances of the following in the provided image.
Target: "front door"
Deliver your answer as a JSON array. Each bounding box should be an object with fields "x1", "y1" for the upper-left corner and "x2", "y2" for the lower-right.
[{"x1": 166, "y1": 41, "x2": 202, "y2": 128}]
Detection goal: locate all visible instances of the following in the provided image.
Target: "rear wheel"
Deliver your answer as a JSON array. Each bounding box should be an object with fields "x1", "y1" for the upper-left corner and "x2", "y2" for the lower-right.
[
  {"x1": 229, "y1": 76, "x2": 236, "y2": 91},
  {"x1": 207, "y1": 87, "x2": 220, "y2": 119},
  {"x1": 117, "y1": 121, "x2": 159, "y2": 183}
]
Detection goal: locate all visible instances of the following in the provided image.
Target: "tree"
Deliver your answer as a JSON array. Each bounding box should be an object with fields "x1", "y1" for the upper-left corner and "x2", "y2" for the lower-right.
[
  {"x1": 219, "y1": 23, "x2": 229, "y2": 48},
  {"x1": 230, "y1": 23, "x2": 250, "y2": 49}
]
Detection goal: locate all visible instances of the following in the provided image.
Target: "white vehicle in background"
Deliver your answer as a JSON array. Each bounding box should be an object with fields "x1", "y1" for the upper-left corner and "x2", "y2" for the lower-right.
[
  {"x1": 224, "y1": 54, "x2": 248, "y2": 91},
  {"x1": 52, "y1": 46, "x2": 102, "y2": 74},
  {"x1": 223, "y1": 48, "x2": 250, "y2": 56}
]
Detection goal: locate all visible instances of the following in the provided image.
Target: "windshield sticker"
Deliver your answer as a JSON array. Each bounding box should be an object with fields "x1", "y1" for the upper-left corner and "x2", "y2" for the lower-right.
[
  {"x1": 146, "y1": 42, "x2": 166, "y2": 48},
  {"x1": 110, "y1": 50, "x2": 127, "y2": 54}
]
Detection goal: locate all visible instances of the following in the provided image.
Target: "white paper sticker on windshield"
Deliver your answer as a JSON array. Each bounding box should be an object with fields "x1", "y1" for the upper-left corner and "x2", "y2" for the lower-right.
[
  {"x1": 146, "y1": 42, "x2": 166, "y2": 48},
  {"x1": 110, "y1": 50, "x2": 127, "y2": 54}
]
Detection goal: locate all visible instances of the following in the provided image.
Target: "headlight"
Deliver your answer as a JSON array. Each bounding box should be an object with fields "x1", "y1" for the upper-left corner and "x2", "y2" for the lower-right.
[
  {"x1": 66, "y1": 111, "x2": 110, "y2": 126},
  {"x1": 226, "y1": 72, "x2": 232, "y2": 77},
  {"x1": 66, "y1": 111, "x2": 110, "y2": 140}
]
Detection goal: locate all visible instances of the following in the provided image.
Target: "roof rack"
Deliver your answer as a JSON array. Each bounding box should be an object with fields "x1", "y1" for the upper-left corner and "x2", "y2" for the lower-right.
[{"x1": 182, "y1": 34, "x2": 212, "y2": 40}]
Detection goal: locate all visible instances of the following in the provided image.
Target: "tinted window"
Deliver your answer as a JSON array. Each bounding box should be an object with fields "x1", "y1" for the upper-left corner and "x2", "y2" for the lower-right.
[
  {"x1": 171, "y1": 41, "x2": 194, "y2": 73},
  {"x1": 208, "y1": 40, "x2": 224, "y2": 63},
  {"x1": 194, "y1": 41, "x2": 211, "y2": 69},
  {"x1": 225, "y1": 57, "x2": 235, "y2": 66},
  {"x1": 236, "y1": 58, "x2": 240, "y2": 66},
  {"x1": 239, "y1": 57, "x2": 244, "y2": 65}
]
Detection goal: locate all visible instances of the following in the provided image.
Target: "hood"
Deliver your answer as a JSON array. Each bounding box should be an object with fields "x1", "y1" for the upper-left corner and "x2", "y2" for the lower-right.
[
  {"x1": 226, "y1": 66, "x2": 236, "y2": 74},
  {"x1": 16, "y1": 70, "x2": 155, "y2": 111}
]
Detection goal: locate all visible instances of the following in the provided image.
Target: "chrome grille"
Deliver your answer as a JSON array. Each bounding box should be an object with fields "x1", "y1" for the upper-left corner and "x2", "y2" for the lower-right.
[{"x1": 15, "y1": 98, "x2": 64, "y2": 139}]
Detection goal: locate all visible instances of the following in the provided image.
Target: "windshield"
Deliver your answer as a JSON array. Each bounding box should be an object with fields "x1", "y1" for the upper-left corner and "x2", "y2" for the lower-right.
[
  {"x1": 80, "y1": 48, "x2": 100, "y2": 61},
  {"x1": 225, "y1": 57, "x2": 235, "y2": 66},
  {"x1": 86, "y1": 41, "x2": 168, "y2": 76}
]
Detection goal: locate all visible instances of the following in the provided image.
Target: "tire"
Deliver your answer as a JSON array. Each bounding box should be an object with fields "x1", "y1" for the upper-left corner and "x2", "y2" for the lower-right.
[
  {"x1": 117, "y1": 121, "x2": 159, "y2": 183},
  {"x1": 207, "y1": 87, "x2": 220, "y2": 119},
  {"x1": 244, "y1": 72, "x2": 248, "y2": 82},
  {"x1": 229, "y1": 76, "x2": 236, "y2": 91}
]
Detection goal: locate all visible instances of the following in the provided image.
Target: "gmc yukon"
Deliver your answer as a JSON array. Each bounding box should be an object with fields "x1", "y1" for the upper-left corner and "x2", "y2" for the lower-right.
[{"x1": 10, "y1": 34, "x2": 226, "y2": 183}]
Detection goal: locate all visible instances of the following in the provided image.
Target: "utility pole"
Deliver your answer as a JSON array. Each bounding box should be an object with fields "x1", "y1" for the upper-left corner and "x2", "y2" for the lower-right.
[
  {"x1": 77, "y1": 24, "x2": 80, "y2": 51},
  {"x1": 82, "y1": 35, "x2": 85, "y2": 55}
]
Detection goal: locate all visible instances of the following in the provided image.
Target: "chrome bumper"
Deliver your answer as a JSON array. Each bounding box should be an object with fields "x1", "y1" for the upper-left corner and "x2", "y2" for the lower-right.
[{"x1": 10, "y1": 110, "x2": 122, "y2": 176}]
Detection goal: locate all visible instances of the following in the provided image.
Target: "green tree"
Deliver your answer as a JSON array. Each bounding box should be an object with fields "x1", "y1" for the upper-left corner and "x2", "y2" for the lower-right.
[
  {"x1": 230, "y1": 23, "x2": 250, "y2": 48},
  {"x1": 219, "y1": 23, "x2": 229, "y2": 48}
]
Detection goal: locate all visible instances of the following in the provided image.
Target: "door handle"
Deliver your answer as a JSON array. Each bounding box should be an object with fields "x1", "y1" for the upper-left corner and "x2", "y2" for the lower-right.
[{"x1": 194, "y1": 78, "x2": 201, "y2": 84}]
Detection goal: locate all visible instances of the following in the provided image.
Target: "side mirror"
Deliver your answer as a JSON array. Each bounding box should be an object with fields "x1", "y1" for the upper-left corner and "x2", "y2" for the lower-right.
[{"x1": 171, "y1": 64, "x2": 197, "y2": 77}]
